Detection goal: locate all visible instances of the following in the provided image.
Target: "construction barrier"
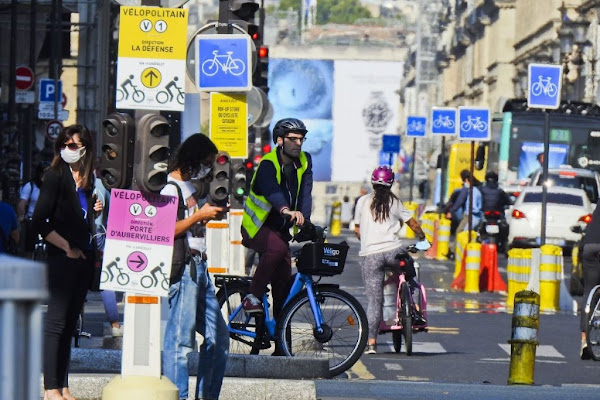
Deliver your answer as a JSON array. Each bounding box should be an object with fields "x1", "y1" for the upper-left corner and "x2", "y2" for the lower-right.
[
  {"x1": 507, "y1": 290, "x2": 540, "y2": 385},
  {"x1": 403, "y1": 201, "x2": 419, "y2": 238},
  {"x1": 450, "y1": 230, "x2": 478, "y2": 290},
  {"x1": 479, "y1": 243, "x2": 507, "y2": 292},
  {"x1": 436, "y1": 218, "x2": 451, "y2": 261},
  {"x1": 330, "y1": 201, "x2": 341, "y2": 237},
  {"x1": 420, "y1": 213, "x2": 436, "y2": 243},
  {"x1": 506, "y1": 248, "x2": 532, "y2": 309},
  {"x1": 539, "y1": 245, "x2": 562, "y2": 313},
  {"x1": 425, "y1": 215, "x2": 440, "y2": 259},
  {"x1": 464, "y1": 242, "x2": 481, "y2": 293}
]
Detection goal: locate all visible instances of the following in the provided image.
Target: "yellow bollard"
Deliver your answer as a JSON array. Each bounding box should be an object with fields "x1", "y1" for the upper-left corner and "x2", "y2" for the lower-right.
[
  {"x1": 330, "y1": 201, "x2": 342, "y2": 237},
  {"x1": 464, "y1": 242, "x2": 481, "y2": 293},
  {"x1": 506, "y1": 248, "x2": 532, "y2": 310},
  {"x1": 507, "y1": 290, "x2": 540, "y2": 385},
  {"x1": 404, "y1": 202, "x2": 419, "y2": 238},
  {"x1": 436, "y1": 218, "x2": 451, "y2": 261},
  {"x1": 539, "y1": 245, "x2": 562, "y2": 313}
]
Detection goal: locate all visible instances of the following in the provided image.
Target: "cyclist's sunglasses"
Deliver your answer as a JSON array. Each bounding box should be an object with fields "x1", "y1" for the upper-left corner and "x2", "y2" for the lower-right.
[{"x1": 60, "y1": 143, "x2": 84, "y2": 150}]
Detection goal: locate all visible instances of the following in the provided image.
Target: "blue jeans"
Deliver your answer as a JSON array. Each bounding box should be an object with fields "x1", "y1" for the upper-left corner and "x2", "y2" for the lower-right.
[{"x1": 163, "y1": 257, "x2": 229, "y2": 400}]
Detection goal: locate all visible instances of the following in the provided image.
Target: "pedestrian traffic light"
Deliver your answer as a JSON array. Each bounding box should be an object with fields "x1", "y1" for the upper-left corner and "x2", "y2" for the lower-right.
[
  {"x1": 230, "y1": 159, "x2": 249, "y2": 209},
  {"x1": 134, "y1": 113, "x2": 170, "y2": 193},
  {"x1": 99, "y1": 112, "x2": 135, "y2": 190},
  {"x1": 210, "y1": 151, "x2": 231, "y2": 206},
  {"x1": 253, "y1": 45, "x2": 269, "y2": 92}
]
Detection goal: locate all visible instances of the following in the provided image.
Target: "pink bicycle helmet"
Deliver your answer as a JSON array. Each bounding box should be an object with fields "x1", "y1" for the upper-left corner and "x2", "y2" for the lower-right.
[{"x1": 371, "y1": 166, "x2": 394, "y2": 187}]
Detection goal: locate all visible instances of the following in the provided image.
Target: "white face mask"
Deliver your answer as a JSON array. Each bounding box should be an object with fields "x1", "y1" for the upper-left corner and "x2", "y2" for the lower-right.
[
  {"x1": 60, "y1": 147, "x2": 86, "y2": 164},
  {"x1": 195, "y1": 164, "x2": 212, "y2": 179}
]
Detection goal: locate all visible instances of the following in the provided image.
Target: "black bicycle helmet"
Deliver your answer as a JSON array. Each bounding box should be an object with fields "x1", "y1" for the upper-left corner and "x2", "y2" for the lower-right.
[{"x1": 272, "y1": 118, "x2": 308, "y2": 144}]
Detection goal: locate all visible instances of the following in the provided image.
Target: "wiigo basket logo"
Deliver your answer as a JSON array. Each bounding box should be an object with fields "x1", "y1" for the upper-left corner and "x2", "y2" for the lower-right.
[{"x1": 323, "y1": 247, "x2": 341, "y2": 257}]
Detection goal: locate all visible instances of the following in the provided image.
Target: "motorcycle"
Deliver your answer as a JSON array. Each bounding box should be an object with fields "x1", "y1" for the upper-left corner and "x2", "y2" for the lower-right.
[{"x1": 478, "y1": 210, "x2": 509, "y2": 254}]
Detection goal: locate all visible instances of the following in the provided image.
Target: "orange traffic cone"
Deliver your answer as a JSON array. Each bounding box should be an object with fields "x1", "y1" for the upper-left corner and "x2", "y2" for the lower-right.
[
  {"x1": 425, "y1": 220, "x2": 439, "y2": 259},
  {"x1": 450, "y1": 247, "x2": 467, "y2": 290},
  {"x1": 479, "y1": 243, "x2": 507, "y2": 292}
]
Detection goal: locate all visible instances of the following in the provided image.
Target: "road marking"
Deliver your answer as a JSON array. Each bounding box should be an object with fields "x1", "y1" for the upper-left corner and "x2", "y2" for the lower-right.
[
  {"x1": 347, "y1": 358, "x2": 376, "y2": 380},
  {"x1": 498, "y1": 343, "x2": 564, "y2": 358},
  {"x1": 395, "y1": 375, "x2": 430, "y2": 381},
  {"x1": 384, "y1": 363, "x2": 403, "y2": 371},
  {"x1": 427, "y1": 326, "x2": 460, "y2": 334},
  {"x1": 384, "y1": 341, "x2": 447, "y2": 354},
  {"x1": 477, "y1": 357, "x2": 566, "y2": 364}
]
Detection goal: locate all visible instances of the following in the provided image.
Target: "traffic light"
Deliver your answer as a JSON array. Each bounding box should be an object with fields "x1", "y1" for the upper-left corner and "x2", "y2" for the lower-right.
[
  {"x1": 134, "y1": 113, "x2": 170, "y2": 193},
  {"x1": 99, "y1": 112, "x2": 135, "y2": 189},
  {"x1": 210, "y1": 151, "x2": 231, "y2": 206},
  {"x1": 253, "y1": 45, "x2": 268, "y2": 92},
  {"x1": 230, "y1": 159, "x2": 248, "y2": 209}
]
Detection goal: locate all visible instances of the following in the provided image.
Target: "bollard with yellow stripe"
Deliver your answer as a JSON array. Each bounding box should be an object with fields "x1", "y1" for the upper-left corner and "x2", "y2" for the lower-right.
[
  {"x1": 539, "y1": 244, "x2": 562, "y2": 313},
  {"x1": 453, "y1": 230, "x2": 476, "y2": 278},
  {"x1": 330, "y1": 201, "x2": 342, "y2": 237},
  {"x1": 436, "y1": 217, "x2": 451, "y2": 261},
  {"x1": 506, "y1": 248, "x2": 532, "y2": 310},
  {"x1": 507, "y1": 290, "x2": 540, "y2": 385},
  {"x1": 403, "y1": 201, "x2": 419, "y2": 238},
  {"x1": 464, "y1": 242, "x2": 481, "y2": 293}
]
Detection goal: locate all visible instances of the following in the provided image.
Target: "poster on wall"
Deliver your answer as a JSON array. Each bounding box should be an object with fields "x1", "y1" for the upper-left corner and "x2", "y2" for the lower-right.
[
  {"x1": 332, "y1": 60, "x2": 403, "y2": 182},
  {"x1": 517, "y1": 141, "x2": 569, "y2": 179},
  {"x1": 268, "y1": 59, "x2": 334, "y2": 181}
]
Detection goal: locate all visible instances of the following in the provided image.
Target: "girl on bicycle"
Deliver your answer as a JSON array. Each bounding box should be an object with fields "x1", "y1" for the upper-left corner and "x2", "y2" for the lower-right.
[{"x1": 354, "y1": 166, "x2": 430, "y2": 354}]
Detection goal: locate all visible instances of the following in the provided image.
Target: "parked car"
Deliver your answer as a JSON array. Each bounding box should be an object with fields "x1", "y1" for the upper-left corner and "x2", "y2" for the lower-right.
[
  {"x1": 507, "y1": 186, "x2": 593, "y2": 252},
  {"x1": 528, "y1": 167, "x2": 600, "y2": 205}
]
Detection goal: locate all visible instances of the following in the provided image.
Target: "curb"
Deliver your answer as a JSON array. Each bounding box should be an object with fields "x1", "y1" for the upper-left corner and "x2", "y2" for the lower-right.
[
  {"x1": 70, "y1": 348, "x2": 330, "y2": 379},
  {"x1": 41, "y1": 375, "x2": 317, "y2": 400}
]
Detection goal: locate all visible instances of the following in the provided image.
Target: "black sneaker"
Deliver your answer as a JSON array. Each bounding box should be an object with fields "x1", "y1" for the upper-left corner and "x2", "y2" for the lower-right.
[
  {"x1": 242, "y1": 294, "x2": 264, "y2": 315},
  {"x1": 413, "y1": 312, "x2": 427, "y2": 325},
  {"x1": 581, "y1": 345, "x2": 593, "y2": 360}
]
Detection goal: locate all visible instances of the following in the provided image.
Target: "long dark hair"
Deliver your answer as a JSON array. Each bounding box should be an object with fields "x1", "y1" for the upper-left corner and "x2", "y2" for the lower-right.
[
  {"x1": 370, "y1": 184, "x2": 398, "y2": 223},
  {"x1": 50, "y1": 124, "x2": 95, "y2": 191},
  {"x1": 168, "y1": 133, "x2": 218, "y2": 175}
]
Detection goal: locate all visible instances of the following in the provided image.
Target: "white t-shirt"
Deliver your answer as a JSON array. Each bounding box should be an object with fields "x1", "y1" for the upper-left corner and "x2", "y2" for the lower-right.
[
  {"x1": 19, "y1": 182, "x2": 40, "y2": 218},
  {"x1": 354, "y1": 193, "x2": 414, "y2": 256},
  {"x1": 160, "y1": 177, "x2": 206, "y2": 252}
]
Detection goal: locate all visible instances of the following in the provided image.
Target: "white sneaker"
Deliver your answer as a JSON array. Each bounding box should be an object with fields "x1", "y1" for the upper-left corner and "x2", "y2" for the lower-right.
[{"x1": 111, "y1": 325, "x2": 124, "y2": 337}]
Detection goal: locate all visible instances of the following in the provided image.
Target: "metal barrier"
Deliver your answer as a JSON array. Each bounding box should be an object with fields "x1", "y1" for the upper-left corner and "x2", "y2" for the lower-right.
[{"x1": 0, "y1": 255, "x2": 47, "y2": 400}]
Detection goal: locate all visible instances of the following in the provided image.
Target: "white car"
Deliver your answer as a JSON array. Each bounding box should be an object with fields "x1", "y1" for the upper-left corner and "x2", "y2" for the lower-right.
[
  {"x1": 528, "y1": 167, "x2": 600, "y2": 205},
  {"x1": 507, "y1": 186, "x2": 593, "y2": 250}
]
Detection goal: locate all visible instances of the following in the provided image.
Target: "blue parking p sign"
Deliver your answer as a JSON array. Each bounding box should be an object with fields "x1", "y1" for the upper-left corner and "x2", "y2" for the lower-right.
[
  {"x1": 528, "y1": 63, "x2": 563, "y2": 109},
  {"x1": 39, "y1": 78, "x2": 62, "y2": 103},
  {"x1": 458, "y1": 107, "x2": 490, "y2": 141},
  {"x1": 406, "y1": 116, "x2": 427, "y2": 138},
  {"x1": 196, "y1": 34, "x2": 252, "y2": 92}
]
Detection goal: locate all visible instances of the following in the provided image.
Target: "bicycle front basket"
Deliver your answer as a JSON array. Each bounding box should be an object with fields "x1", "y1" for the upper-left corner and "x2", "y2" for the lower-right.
[{"x1": 295, "y1": 242, "x2": 349, "y2": 276}]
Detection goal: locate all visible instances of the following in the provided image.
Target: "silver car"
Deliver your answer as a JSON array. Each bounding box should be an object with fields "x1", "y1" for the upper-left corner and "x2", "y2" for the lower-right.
[{"x1": 528, "y1": 167, "x2": 600, "y2": 205}]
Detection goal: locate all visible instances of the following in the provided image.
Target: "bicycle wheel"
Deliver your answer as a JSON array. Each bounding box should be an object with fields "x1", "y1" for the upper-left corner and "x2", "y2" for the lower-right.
[
  {"x1": 392, "y1": 331, "x2": 402, "y2": 353},
  {"x1": 586, "y1": 288, "x2": 600, "y2": 360},
  {"x1": 277, "y1": 287, "x2": 368, "y2": 377},
  {"x1": 216, "y1": 282, "x2": 264, "y2": 355},
  {"x1": 400, "y1": 284, "x2": 413, "y2": 356}
]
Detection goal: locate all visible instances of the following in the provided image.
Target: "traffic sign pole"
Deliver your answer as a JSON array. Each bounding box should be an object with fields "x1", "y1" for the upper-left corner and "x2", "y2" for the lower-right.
[{"x1": 430, "y1": 107, "x2": 457, "y2": 211}]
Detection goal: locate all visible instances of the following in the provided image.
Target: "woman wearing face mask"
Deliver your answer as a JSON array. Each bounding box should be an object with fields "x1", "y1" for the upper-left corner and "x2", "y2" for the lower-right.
[
  {"x1": 32, "y1": 124, "x2": 103, "y2": 400},
  {"x1": 159, "y1": 133, "x2": 229, "y2": 400}
]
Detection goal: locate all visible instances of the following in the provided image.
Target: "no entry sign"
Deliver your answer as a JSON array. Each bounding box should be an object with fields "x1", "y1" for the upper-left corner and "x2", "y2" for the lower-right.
[{"x1": 15, "y1": 66, "x2": 34, "y2": 91}]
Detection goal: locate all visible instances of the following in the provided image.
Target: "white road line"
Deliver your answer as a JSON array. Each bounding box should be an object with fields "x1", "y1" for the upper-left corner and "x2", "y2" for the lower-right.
[
  {"x1": 384, "y1": 363, "x2": 403, "y2": 371},
  {"x1": 384, "y1": 341, "x2": 447, "y2": 354},
  {"x1": 498, "y1": 343, "x2": 564, "y2": 358}
]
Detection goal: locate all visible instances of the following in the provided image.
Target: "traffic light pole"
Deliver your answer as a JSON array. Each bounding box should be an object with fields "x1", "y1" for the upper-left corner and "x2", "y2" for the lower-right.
[{"x1": 218, "y1": 0, "x2": 233, "y2": 34}]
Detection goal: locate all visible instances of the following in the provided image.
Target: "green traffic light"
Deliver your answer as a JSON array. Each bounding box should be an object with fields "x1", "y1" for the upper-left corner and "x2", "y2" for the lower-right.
[{"x1": 236, "y1": 187, "x2": 245, "y2": 196}]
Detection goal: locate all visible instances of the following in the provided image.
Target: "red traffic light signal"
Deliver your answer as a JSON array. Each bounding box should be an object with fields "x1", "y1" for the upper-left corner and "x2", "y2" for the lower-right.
[{"x1": 210, "y1": 151, "x2": 231, "y2": 206}]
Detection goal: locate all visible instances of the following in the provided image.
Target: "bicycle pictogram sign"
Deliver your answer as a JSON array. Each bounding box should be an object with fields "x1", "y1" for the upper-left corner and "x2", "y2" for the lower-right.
[
  {"x1": 458, "y1": 107, "x2": 490, "y2": 141},
  {"x1": 196, "y1": 34, "x2": 252, "y2": 92},
  {"x1": 527, "y1": 63, "x2": 563, "y2": 110}
]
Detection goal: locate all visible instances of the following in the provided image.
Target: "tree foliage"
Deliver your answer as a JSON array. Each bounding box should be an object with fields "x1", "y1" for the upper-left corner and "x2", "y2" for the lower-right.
[{"x1": 277, "y1": 0, "x2": 372, "y2": 25}]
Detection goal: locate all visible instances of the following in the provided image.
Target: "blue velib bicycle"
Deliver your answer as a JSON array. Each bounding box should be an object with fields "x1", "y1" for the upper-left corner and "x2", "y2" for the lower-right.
[{"x1": 215, "y1": 222, "x2": 368, "y2": 377}]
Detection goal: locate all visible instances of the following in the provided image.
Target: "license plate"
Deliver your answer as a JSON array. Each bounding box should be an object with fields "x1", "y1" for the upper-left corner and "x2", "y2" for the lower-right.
[
  {"x1": 546, "y1": 238, "x2": 565, "y2": 246},
  {"x1": 485, "y1": 225, "x2": 500, "y2": 234}
]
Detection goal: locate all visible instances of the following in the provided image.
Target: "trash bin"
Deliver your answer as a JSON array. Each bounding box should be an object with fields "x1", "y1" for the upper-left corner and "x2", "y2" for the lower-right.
[{"x1": 0, "y1": 255, "x2": 47, "y2": 399}]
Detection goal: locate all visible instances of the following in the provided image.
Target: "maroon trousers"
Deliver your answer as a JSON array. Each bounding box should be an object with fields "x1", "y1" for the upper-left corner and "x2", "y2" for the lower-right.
[{"x1": 242, "y1": 224, "x2": 292, "y2": 318}]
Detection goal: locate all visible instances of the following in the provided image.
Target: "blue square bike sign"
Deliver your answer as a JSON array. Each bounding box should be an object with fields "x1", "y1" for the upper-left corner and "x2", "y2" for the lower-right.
[
  {"x1": 406, "y1": 116, "x2": 427, "y2": 138},
  {"x1": 196, "y1": 34, "x2": 252, "y2": 92},
  {"x1": 458, "y1": 107, "x2": 490, "y2": 141},
  {"x1": 527, "y1": 63, "x2": 563, "y2": 109}
]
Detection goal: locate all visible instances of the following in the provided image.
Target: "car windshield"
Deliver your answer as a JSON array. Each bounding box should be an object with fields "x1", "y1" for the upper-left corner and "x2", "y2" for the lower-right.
[
  {"x1": 539, "y1": 173, "x2": 598, "y2": 203},
  {"x1": 522, "y1": 192, "x2": 584, "y2": 206}
]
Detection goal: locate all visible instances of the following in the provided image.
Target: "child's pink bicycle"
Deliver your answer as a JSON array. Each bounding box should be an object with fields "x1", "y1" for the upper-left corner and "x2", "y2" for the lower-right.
[{"x1": 378, "y1": 245, "x2": 428, "y2": 355}]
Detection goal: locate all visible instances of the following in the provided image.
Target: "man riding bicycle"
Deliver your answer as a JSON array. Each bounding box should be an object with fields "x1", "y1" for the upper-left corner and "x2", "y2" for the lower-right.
[{"x1": 241, "y1": 118, "x2": 313, "y2": 323}]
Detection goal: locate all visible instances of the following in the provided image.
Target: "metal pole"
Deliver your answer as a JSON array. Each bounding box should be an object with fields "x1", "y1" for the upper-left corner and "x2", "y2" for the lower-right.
[
  {"x1": 467, "y1": 141, "x2": 475, "y2": 243},
  {"x1": 8, "y1": 0, "x2": 17, "y2": 127},
  {"x1": 218, "y1": 0, "x2": 232, "y2": 34},
  {"x1": 24, "y1": 0, "x2": 38, "y2": 180},
  {"x1": 540, "y1": 111, "x2": 550, "y2": 246},
  {"x1": 409, "y1": 137, "x2": 417, "y2": 202},
  {"x1": 439, "y1": 136, "x2": 446, "y2": 212}
]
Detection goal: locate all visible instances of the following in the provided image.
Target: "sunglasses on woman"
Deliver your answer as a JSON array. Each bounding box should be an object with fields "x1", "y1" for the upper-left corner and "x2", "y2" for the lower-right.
[{"x1": 60, "y1": 143, "x2": 83, "y2": 150}]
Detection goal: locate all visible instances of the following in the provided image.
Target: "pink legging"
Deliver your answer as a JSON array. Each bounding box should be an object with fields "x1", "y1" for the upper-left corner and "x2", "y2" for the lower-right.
[{"x1": 242, "y1": 225, "x2": 292, "y2": 319}]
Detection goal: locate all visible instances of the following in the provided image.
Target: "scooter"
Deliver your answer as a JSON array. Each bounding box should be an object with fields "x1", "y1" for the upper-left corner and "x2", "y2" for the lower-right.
[{"x1": 478, "y1": 210, "x2": 509, "y2": 253}]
